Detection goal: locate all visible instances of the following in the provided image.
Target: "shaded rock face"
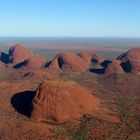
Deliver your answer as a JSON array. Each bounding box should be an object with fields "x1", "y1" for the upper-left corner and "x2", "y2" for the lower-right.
[
  {"x1": 48, "y1": 52, "x2": 105, "y2": 73},
  {"x1": 91, "y1": 53, "x2": 105, "y2": 64},
  {"x1": 9, "y1": 44, "x2": 33, "y2": 65},
  {"x1": 105, "y1": 60, "x2": 124, "y2": 74},
  {"x1": 0, "y1": 52, "x2": 9, "y2": 64},
  {"x1": 118, "y1": 48, "x2": 140, "y2": 73},
  {"x1": 31, "y1": 80, "x2": 100, "y2": 122}
]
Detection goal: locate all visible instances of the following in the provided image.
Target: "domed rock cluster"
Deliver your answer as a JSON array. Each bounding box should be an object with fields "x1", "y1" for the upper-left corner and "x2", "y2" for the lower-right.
[
  {"x1": 48, "y1": 52, "x2": 90, "y2": 72},
  {"x1": 0, "y1": 44, "x2": 47, "y2": 70},
  {"x1": 0, "y1": 44, "x2": 140, "y2": 75},
  {"x1": 48, "y1": 52, "x2": 105, "y2": 73},
  {"x1": 104, "y1": 48, "x2": 140, "y2": 74},
  {"x1": 31, "y1": 79, "x2": 100, "y2": 122}
]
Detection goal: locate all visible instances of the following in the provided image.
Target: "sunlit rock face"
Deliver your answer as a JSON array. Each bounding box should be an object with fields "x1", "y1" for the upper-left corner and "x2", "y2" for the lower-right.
[
  {"x1": 48, "y1": 51, "x2": 105, "y2": 73},
  {"x1": 129, "y1": 60, "x2": 140, "y2": 73},
  {"x1": 9, "y1": 44, "x2": 33, "y2": 65},
  {"x1": 31, "y1": 79, "x2": 100, "y2": 122},
  {"x1": 105, "y1": 60, "x2": 124, "y2": 74},
  {"x1": 22, "y1": 55, "x2": 46, "y2": 69},
  {"x1": 48, "y1": 52, "x2": 90, "y2": 72}
]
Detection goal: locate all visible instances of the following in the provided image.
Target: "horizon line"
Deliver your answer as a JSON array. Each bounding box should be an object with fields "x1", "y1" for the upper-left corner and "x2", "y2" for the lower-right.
[{"x1": 0, "y1": 36, "x2": 140, "y2": 39}]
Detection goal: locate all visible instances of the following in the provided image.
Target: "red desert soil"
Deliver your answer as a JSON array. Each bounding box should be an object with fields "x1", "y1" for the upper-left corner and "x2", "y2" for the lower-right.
[
  {"x1": 31, "y1": 79, "x2": 100, "y2": 122},
  {"x1": 0, "y1": 61, "x2": 4, "y2": 68}
]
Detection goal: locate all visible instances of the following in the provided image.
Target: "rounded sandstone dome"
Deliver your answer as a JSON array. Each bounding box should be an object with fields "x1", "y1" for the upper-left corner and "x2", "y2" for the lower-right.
[
  {"x1": 48, "y1": 52, "x2": 90, "y2": 72},
  {"x1": 91, "y1": 53, "x2": 105, "y2": 64},
  {"x1": 48, "y1": 52, "x2": 105, "y2": 73},
  {"x1": 118, "y1": 48, "x2": 140, "y2": 62},
  {"x1": 78, "y1": 51, "x2": 92, "y2": 63},
  {"x1": 105, "y1": 60, "x2": 124, "y2": 74},
  {"x1": 24, "y1": 55, "x2": 46, "y2": 69},
  {"x1": 78, "y1": 51, "x2": 105, "y2": 64},
  {"x1": 31, "y1": 80, "x2": 100, "y2": 122},
  {"x1": 9, "y1": 44, "x2": 33, "y2": 65},
  {"x1": 118, "y1": 48, "x2": 140, "y2": 73}
]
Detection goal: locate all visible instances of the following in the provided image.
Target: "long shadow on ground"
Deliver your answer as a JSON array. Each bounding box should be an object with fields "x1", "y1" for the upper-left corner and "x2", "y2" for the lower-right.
[
  {"x1": 11, "y1": 91, "x2": 36, "y2": 117},
  {"x1": 90, "y1": 60, "x2": 111, "y2": 74}
]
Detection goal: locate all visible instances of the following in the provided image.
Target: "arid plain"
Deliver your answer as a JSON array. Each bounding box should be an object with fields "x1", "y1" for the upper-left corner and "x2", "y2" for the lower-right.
[{"x1": 0, "y1": 43, "x2": 139, "y2": 140}]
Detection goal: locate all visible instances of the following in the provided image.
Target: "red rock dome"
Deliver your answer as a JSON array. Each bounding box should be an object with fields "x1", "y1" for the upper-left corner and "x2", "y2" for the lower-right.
[
  {"x1": 78, "y1": 52, "x2": 92, "y2": 63},
  {"x1": 91, "y1": 53, "x2": 105, "y2": 64},
  {"x1": 105, "y1": 60, "x2": 124, "y2": 74},
  {"x1": 48, "y1": 52, "x2": 90, "y2": 72},
  {"x1": 24, "y1": 55, "x2": 46, "y2": 69},
  {"x1": 9, "y1": 44, "x2": 33, "y2": 65},
  {"x1": 78, "y1": 51, "x2": 105, "y2": 64},
  {"x1": 118, "y1": 48, "x2": 140, "y2": 73},
  {"x1": 31, "y1": 80, "x2": 100, "y2": 122},
  {"x1": 48, "y1": 52, "x2": 105, "y2": 73}
]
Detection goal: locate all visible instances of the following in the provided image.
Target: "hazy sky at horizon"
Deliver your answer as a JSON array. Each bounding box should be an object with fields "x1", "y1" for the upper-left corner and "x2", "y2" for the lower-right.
[{"x1": 0, "y1": 0, "x2": 140, "y2": 37}]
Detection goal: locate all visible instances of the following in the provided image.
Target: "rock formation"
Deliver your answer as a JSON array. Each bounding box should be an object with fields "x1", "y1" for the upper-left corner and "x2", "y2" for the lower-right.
[
  {"x1": 48, "y1": 52, "x2": 105, "y2": 73},
  {"x1": 117, "y1": 48, "x2": 140, "y2": 73},
  {"x1": 91, "y1": 53, "x2": 105, "y2": 64},
  {"x1": 31, "y1": 80, "x2": 100, "y2": 122},
  {"x1": 48, "y1": 52, "x2": 90, "y2": 72},
  {"x1": 105, "y1": 60, "x2": 124, "y2": 74},
  {"x1": 9, "y1": 44, "x2": 33, "y2": 65},
  {"x1": 22, "y1": 55, "x2": 46, "y2": 69}
]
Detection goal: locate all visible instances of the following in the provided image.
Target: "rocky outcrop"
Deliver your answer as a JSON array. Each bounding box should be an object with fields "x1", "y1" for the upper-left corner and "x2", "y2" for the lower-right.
[
  {"x1": 48, "y1": 52, "x2": 105, "y2": 73},
  {"x1": 20, "y1": 55, "x2": 46, "y2": 69},
  {"x1": 105, "y1": 60, "x2": 124, "y2": 74},
  {"x1": 48, "y1": 52, "x2": 90, "y2": 72},
  {"x1": 31, "y1": 80, "x2": 100, "y2": 122},
  {"x1": 118, "y1": 48, "x2": 140, "y2": 73},
  {"x1": 9, "y1": 44, "x2": 33, "y2": 65}
]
